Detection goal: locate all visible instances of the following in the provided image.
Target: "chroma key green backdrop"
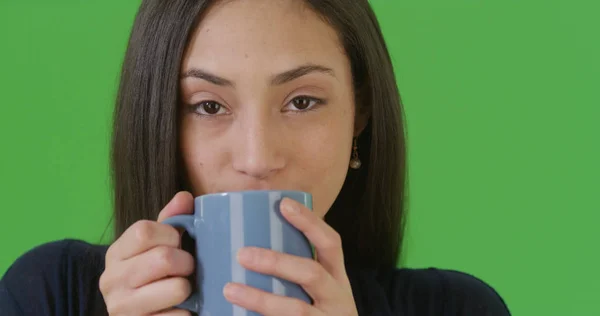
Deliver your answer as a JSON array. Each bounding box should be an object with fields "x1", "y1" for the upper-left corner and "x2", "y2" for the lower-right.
[{"x1": 1, "y1": 1, "x2": 598, "y2": 315}]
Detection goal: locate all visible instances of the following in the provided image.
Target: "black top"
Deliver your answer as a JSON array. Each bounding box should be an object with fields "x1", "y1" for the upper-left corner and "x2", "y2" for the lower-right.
[{"x1": 0, "y1": 239, "x2": 511, "y2": 316}]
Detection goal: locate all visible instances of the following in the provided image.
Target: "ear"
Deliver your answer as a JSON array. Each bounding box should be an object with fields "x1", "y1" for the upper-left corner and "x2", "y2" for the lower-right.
[{"x1": 354, "y1": 104, "x2": 371, "y2": 137}]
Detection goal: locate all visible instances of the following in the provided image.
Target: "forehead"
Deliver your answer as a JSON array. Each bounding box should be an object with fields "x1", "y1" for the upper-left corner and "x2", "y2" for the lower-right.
[{"x1": 182, "y1": 0, "x2": 348, "y2": 73}]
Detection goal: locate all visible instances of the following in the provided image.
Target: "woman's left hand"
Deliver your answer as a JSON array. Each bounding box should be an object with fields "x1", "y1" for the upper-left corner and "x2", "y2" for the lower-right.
[{"x1": 223, "y1": 197, "x2": 359, "y2": 316}]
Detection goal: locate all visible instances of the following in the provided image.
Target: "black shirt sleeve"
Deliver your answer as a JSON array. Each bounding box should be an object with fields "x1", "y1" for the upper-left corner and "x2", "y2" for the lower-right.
[
  {"x1": 349, "y1": 267, "x2": 511, "y2": 316},
  {"x1": 0, "y1": 239, "x2": 108, "y2": 316}
]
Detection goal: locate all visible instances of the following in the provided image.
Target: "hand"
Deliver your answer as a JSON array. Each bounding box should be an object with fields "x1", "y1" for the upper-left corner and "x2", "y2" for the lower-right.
[
  {"x1": 99, "y1": 192, "x2": 196, "y2": 316},
  {"x1": 223, "y1": 197, "x2": 359, "y2": 316}
]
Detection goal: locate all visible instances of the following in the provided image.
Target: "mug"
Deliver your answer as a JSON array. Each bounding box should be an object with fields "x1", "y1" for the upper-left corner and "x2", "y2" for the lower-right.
[{"x1": 162, "y1": 190, "x2": 314, "y2": 316}]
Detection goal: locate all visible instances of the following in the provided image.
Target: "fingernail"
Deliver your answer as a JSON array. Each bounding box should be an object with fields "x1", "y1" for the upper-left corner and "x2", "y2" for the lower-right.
[
  {"x1": 237, "y1": 247, "x2": 255, "y2": 264},
  {"x1": 282, "y1": 198, "x2": 299, "y2": 213},
  {"x1": 224, "y1": 283, "x2": 243, "y2": 300}
]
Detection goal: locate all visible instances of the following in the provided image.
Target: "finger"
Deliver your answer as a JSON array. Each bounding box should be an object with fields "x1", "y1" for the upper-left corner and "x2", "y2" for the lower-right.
[
  {"x1": 223, "y1": 282, "x2": 321, "y2": 316},
  {"x1": 157, "y1": 191, "x2": 195, "y2": 222},
  {"x1": 106, "y1": 219, "x2": 181, "y2": 262},
  {"x1": 151, "y1": 309, "x2": 191, "y2": 316},
  {"x1": 106, "y1": 192, "x2": 193, "y2": 262},
  {"x1": 280, "y1": 198, "x2": 348, "y2": 283},
  {"x1": 237, "y1": 247, "x2": 337, "y2": 301},
  {"x1": 130, "y1": 277, "x2": 192, "y2": 315},
  {"x1": 125, "y1": 246, "x2": 195, "y2": 288}
]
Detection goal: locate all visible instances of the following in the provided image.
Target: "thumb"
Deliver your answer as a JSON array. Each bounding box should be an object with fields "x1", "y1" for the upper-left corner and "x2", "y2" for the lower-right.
[{"x1": 157, "y1": 191, "x2": 195, "y2": 222}]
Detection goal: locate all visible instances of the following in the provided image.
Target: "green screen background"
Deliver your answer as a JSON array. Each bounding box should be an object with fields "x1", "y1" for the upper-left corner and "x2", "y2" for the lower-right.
[{"x1": 1, "y1": 1, "x2": 598, "y2": 315}]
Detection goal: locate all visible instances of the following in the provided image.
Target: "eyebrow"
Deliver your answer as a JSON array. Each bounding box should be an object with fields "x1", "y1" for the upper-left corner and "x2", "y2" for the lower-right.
[
  {"x1": 270, "y1": 64, "x2": 336, "y2": 85},
  {"x1": 180, "y1": 64, "x2": 336, "y2": 87},
  {"x1": 180, "y1": 69, "x2": 234, "y2": 87}
]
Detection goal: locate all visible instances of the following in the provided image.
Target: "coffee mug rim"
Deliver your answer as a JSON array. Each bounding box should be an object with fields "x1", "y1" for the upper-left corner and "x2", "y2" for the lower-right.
[{"x1": 194, "y1": 189, "x2": 311, "y2": 200}]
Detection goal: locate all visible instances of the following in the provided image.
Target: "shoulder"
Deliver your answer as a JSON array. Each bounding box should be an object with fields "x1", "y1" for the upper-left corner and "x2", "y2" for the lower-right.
[
  {"x1": 348, "y1": 267, "x2": 510, "y2": 316},
  {"x1": 6, "y1": 239, "x2": 105, "y2": 268},
  {"x1": 395, "y1": 268, "x2": 510, "y2": 315},
  {"x1": 0, "y1": 239, "x2": 108, "y2": 316},
  {"x1": 2, "y1": 239, "x2": 107, "y2": 283}
]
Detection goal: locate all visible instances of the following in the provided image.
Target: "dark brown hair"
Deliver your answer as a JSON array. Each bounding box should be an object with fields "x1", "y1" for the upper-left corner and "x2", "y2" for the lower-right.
[{"x1": 111, "y1": 0, "x2": 407, "y2": 271}]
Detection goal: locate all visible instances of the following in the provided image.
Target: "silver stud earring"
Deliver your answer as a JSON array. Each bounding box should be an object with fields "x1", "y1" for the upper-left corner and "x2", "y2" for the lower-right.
[{"x1": 349, "y1": 137, "x2": 362, "y2": 169}]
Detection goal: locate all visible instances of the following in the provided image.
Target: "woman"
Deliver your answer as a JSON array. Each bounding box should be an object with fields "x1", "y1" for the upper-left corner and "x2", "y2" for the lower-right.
[{"x1": 0, "y1": 0, "x2": 510, "y2": 315}]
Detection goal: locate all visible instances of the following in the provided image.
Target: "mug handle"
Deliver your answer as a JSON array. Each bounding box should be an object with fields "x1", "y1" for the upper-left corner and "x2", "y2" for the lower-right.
[{"x1": 162, "y1": 215, "x2": 201, "y2": 314}]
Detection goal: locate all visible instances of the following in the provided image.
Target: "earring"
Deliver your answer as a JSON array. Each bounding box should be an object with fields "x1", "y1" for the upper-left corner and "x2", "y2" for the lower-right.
[{"x1": 349, "y1": 137, "x2": 362, "y2": 169}]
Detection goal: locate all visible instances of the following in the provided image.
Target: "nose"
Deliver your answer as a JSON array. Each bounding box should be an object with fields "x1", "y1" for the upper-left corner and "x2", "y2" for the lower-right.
[{"x1": 232, "y1": 113, "x2": 284, "y2": 180}]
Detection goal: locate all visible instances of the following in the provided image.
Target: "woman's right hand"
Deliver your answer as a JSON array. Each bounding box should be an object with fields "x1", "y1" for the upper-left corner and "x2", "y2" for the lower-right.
[{"x1": 99, "y1": 191, "x2": 196, "y2": 316}]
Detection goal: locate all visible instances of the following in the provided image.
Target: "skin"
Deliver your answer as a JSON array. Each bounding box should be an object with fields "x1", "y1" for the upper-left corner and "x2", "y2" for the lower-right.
[
  {"x1": 100, "y1": 1, "x2": 365, "y2": 315},
  {"x1": 179, "y1": 0, "x2": 362, "y2": 218}
]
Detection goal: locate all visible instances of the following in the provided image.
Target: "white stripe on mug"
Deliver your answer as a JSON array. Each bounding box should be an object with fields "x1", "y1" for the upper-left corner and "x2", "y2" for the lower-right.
[
  {"x1": 269, "y1": 191, "x2": 286, "y2": 296},
  {"x1": 230, "y1": 193, "x2": 247, "y2": 316}
]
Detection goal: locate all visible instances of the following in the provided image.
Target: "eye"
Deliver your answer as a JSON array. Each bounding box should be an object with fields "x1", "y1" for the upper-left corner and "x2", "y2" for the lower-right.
[
  {"x1": 192, "y1": 101, "x2": 228, "y2": 116},
  {"x1": 285, "y1": 96, "x2": 325, "y2": 112}
]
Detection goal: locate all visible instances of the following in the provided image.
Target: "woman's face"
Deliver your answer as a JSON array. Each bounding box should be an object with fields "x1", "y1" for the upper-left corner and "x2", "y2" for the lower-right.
[{"x1": 179, "y1": 0, "x2": 362, "y2": 218}]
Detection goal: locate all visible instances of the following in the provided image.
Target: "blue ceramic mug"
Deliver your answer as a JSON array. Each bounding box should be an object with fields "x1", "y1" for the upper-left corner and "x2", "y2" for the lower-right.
[{"x1": 162, "y1": 190, "x2": 314, "y2": 316}]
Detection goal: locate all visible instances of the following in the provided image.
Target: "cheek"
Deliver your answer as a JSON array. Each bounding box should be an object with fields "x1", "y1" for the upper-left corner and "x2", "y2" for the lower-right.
[
  {"x1": 306, "y1": 137, "x2": 352, "y2": 217},
  {"x1": 292, "y1": 117, "x2": 353, "y2": 217},
  {"x1": 180, "y1": 140, "x2": 206, "y2": 195},
  {"x1": 180, "y1": 122, "x2": 228, "y2": 195}
]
